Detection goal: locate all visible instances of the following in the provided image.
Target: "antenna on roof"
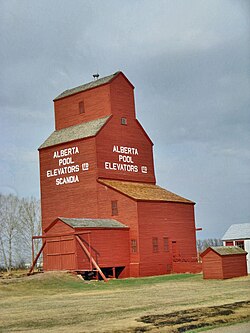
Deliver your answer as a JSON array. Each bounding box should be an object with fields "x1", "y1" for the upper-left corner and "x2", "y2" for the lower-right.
[{"x1": 93, "y1": 73, "x2": 100, "y2": 80}]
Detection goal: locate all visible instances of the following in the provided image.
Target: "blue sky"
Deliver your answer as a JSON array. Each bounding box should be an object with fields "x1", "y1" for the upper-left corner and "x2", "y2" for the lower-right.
[{"x1": 0, "y1": 0, "x2": 249, "y2": 238}]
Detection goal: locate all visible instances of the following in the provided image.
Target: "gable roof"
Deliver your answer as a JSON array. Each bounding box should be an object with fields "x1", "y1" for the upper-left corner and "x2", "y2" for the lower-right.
[
  {"x1": 39, "y1": 115, "x2": 110, "y2": 149},
  {"x1": 54, "y1": 71, "x2": 134, "y2": 101},
  {"x1": 201, "y1": 246, "x2": 247, "y2": 257},
  {"x1": 222, "y1": 223, "x2": 250, "y2": 241},
  {"x1": 98, "y1": 179, "x2": 194, "y2": 204},
  {"x1": 58, "y1": 217, "x2": 128, "y2": 229}
]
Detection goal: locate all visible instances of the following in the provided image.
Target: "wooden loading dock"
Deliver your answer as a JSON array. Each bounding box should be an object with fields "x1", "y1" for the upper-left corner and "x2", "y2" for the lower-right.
[
  {"x1": 38, "y1": 71, "x2": 201, "y2": 279},
  {"x1": 29, "y1": 218, "x2": 130, "y2": 280}
]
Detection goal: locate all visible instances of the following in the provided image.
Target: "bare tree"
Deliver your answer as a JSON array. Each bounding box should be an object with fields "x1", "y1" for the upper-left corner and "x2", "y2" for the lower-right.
[
  {"x1": 197, "y1": 238, "x2": 223, "y2": 254},
  {"x1": 196, "y1": 239, "x2": 203, "y2": 253},
  {"x1": 18, "y1": 197, "x2": 41, "y2": 264},
  {"x1": 0, "y1": 194, "x2": 41, "y2": 271},
  {"x1": 0, "y1": 194, "x2": 20, "y2": 272},
  {"x1": 0, "y1": 194, "x2": 8, "y2": 269}
]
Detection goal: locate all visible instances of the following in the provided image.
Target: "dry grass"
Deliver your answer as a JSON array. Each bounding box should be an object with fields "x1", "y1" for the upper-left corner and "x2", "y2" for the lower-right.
[{"x1": 0, "y1": 272, "x2": 249, "y2": 333}]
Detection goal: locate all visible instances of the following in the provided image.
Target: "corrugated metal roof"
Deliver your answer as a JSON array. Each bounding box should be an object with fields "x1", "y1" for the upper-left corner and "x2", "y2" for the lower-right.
[
  {"x1": 222, "y1": 223, "x2": 250, "y2": 240},
  {"x1": 39, "y1": 115, "x2": 110, "y2": 149},
  {"x1": 54, "y1": 72, "x2": 120, "y2": 101},
  {"x1": 58, "y1": 217, "x2": 128, "y2": 229},
  {"x1": 98, "y1": 179, "x2": 194, "y2": 203},
  {"x1": 210, "y1": 246, "x2": 247, "y2": 256}
]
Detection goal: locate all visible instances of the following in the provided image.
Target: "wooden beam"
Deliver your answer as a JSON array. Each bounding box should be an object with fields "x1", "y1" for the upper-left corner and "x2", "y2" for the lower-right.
[
  {"x1": 27, "y1": 241, "x2": 47, "y2": 276},
  {"x1": 87, "y1": 233, "x2": 92, "y2": 271},
  {"x1": 32, "y1": 231, "x2": 91, "y2": 240},
  {"x1": 75, "y1": 235, "x2": 108, "y2": 282},
  {"x1": 31, "y1": 238, "x2": 34, "y2": 264}
]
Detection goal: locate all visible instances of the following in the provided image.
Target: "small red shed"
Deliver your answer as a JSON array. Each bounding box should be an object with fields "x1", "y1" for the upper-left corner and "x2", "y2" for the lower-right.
[
  {"x1": 200, "y1": 246, "x2": 248, "y2": 279},
  {"x1": 43, "y1": 217, "x2": 130, "y2": 279}
]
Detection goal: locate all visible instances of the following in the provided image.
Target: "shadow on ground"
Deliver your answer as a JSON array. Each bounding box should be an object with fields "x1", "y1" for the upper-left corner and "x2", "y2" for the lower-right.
[{"x1": 130, "y1": 301, "x2": 250, "y2": 333}]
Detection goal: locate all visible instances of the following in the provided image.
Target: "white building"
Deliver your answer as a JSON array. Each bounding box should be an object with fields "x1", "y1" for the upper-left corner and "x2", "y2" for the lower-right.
[{"x1": 222, "y1": 223, "x2": 250, "y2": 273}]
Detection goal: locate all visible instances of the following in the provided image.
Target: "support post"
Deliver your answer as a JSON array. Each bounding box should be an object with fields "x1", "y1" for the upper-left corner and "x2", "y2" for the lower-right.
[
  {"x1": 31, "y1": 238, "x2": 34, "y2": 265},
  {"x1": 75, "y1": 235, "x2": 108, "y2": 282},
  {"x1": 28, "y1": 241, "x2": 46, "y2": 276},
  {"x1": 87, "y1": 233, "x2": 92, "y2": 271}
]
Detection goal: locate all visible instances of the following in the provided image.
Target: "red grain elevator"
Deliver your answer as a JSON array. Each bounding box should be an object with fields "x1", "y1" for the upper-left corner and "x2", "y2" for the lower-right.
[{"x1": 39, "y1": 71, "x2": 201, "y2": 278}]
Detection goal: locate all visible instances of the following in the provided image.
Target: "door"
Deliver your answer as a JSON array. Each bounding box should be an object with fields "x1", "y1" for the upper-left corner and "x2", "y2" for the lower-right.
[{"x1": 172, "y1": 241, "x2": 180, "y2": 260}]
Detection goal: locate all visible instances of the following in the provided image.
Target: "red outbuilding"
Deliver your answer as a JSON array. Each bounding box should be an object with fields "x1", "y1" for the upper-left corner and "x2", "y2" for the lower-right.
[
  {"x1": 44, "y1": 217, "x2": 129, "y2": 279},
  {"x1": 200, "y1": 246, "x2": 248, "y2": 279},
  {"x1": 38, "y1": 71, "x2": 201, "y2": 279}
]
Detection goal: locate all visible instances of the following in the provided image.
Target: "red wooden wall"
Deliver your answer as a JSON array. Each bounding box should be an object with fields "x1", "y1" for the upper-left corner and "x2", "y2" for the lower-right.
[
  {"x1": 96, "y1": 119, "x2": 155, "y2": 183},
  {"x1": 201, "y1": 250, "x2": 223, "y2": 279},
  {"x1": 96, "y1": 74, "x2": 156, "y2": 184},
  {"x1": 96, "y1": 182, "x2": 199, "y2": 277},
  {"x1": 76, "y1": 229, "x2": 130, "y2": 277},
  {"x1": 137, "y1": 201, "x2": 198, "y2": 276},
  {"x1": 44, "y1": 220, "x2": 77, "y2": 271},
  {"x1": 54, "y1": 84, "x2": 112, "y2": 130},
  {"x1": 39, "y1": 137, "x2": 98, "y2": 232},
  {"x1": 97, "y1": 182, "x2": 140, "y2": 277},
  {"x1": 222, "y1": 255, "x2": 247, "y2": 279},
  {"x1": 46, "y1": 235, "x2": 76, "y2": 271}
]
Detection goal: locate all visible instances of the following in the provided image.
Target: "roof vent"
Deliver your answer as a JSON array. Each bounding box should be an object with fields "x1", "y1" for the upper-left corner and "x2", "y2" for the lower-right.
[{"x1": 93, "y1": 73, "x2": 100, "y2": 80}]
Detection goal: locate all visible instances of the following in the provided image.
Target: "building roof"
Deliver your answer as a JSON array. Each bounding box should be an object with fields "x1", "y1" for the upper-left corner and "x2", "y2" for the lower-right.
[
  {"x1": 39, "y1": 115, "x2": 110, "y2": 149},
  {"x1": 58, "y1": 217, "x2": 128, "y2": 229},
  {"x1": 98, "y1": 179, "x2": 194, "y2": 203},
  {"x1": 222, "y1": 223, "x2": 250, "y2": 241},
  {"x1": 201, "y1": 246, "x2": 247, "y2": 257},
  {"x1": 54, "y1": 72, "x2": 121, "y2": 101}
]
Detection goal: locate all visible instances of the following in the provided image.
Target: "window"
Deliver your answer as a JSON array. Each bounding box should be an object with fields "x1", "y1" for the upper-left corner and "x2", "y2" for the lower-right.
[
  {"x1": 111, "y1": 200, "x2": 118, "y2": 216},
  {"x1": 152, "y1": 237, "x2": 158, "y2": 253},
  {"x1": 235, "y1": 240, "x2": 244, "y2": 250},
  {"x1": 131, "y1": 239, "x2": 137, "y2": 253},
  {"x1": 121, "y1": 117, "x2": 127, "y2": 125},
  {"x1": 225, "y1": 241, "x2": 234, "y2": 246},
  {"x1": 79, "y1": 101, "x2": 85, "y2": 114},
  {"x1": 163, "y1": 237, "x2": 169, "y2": 252}
]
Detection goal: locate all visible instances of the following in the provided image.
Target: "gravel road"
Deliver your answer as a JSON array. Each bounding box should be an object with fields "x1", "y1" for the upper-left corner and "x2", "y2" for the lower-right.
[{"x1": 205, "y1": 322, "x2": 250, "y2": 333}]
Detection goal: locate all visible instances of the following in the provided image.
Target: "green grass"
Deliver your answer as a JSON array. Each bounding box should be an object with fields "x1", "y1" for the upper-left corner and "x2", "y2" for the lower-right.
[{"x1": 0, "y1": 271, "x2": 198, "y2": 295}]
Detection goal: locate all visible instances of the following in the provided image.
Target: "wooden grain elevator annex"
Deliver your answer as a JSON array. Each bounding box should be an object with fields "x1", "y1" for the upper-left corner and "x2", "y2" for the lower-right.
[{"x1": 38, "y1": 71, "x2": 201, "y2": 278}]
